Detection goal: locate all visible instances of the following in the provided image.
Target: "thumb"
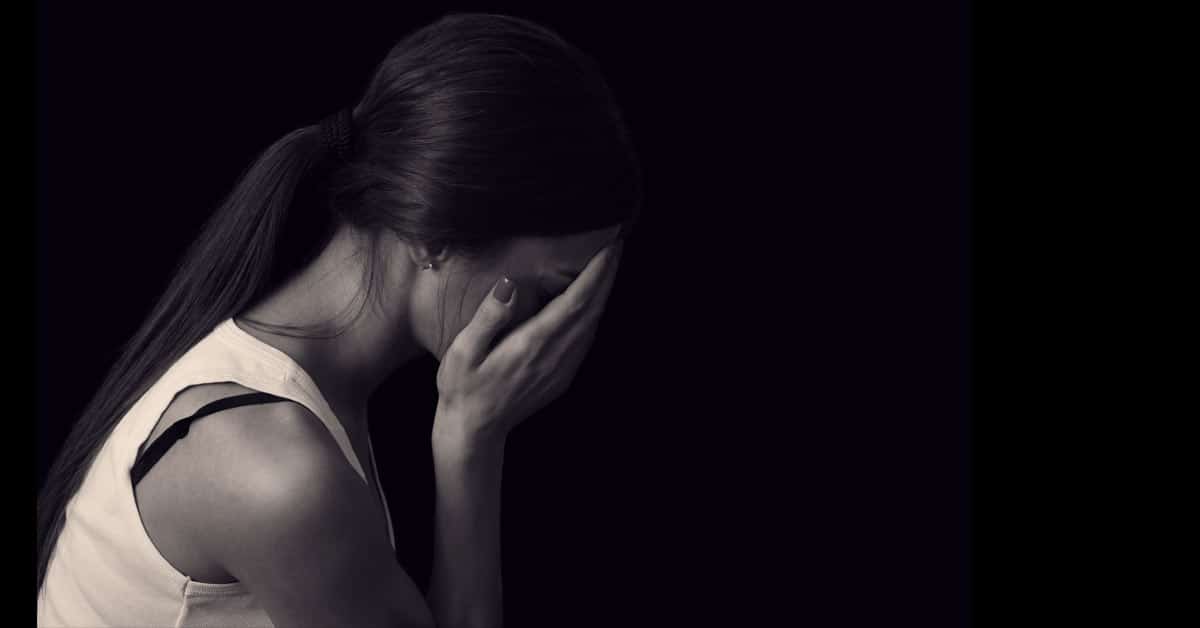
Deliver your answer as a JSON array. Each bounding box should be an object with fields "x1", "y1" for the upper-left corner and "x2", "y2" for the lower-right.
[{"x1": 451, "y1": 276, "x2": 517, "y2": 366}]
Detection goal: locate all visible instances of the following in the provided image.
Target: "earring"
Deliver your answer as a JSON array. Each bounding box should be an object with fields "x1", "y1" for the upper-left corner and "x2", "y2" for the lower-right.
[{"x1": 422, "y1": 262, "x2": 434, "y2": 270}]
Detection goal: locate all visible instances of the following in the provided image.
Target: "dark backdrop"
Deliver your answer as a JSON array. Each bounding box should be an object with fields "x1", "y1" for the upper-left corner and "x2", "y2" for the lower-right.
[{"x1": 36, "y1": 1, "x2": 970, "y2": 625}]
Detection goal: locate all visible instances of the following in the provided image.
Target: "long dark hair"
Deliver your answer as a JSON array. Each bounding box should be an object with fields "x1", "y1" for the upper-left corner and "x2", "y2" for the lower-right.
[{"x1": 37, "y1": 11, "x2": 642, "y2": 592}]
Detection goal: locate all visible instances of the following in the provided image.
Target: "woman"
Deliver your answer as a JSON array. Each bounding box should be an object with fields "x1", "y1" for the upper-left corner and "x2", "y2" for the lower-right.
[{"x1": 37, "y1": 11, "x2": 640, "y2": 627}]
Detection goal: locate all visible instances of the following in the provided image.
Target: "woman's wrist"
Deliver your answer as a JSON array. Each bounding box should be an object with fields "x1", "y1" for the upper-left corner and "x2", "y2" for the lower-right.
[{"x1": 432, "y1": 401, "x2": 508, "y2": 461}]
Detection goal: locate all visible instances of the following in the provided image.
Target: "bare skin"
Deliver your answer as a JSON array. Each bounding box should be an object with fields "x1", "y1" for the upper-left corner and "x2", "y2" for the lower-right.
[{"x1": 133, "y1": 219, "x2": 624, "y2": 626}]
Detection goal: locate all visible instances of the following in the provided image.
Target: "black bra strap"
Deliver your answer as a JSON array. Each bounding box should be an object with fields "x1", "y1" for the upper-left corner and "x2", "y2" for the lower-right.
[{"x1": 131, "y1": 392, "x2": 291, "y2": 487}]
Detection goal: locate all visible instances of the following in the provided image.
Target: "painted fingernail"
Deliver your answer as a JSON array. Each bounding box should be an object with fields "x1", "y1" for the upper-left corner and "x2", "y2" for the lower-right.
[{"x1": 493, "y1": 276, "x2": 515, "y2": 304}]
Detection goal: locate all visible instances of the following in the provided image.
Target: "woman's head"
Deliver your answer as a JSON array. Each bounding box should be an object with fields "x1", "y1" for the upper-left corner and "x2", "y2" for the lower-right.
[
  {"x1": 398, "y1": 224, "x2": 622, "y2": 359},
  {"x1": 311, "y1": 12, "x2": 641, "y2": 355}
]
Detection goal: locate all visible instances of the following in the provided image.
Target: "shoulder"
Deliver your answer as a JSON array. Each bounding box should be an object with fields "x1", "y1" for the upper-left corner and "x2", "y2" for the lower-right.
[
  {"x1": 141, "y1": 383, "x2": 366, "y2": 552},
  {"x1": 165, "y1": 390, "x2": 389, "y2": 582},
  {"x1": 144, "y1": 387, "x2": 431, "y2": 626},
  {"x1": 135, "y1": 383, "x2": 362, "y2": 582},
  {"x1": 153, "y1": 382, "x2": 333, "y2": 459},
  {"x1": 170, "y1": 389, "x2": 361, "y2": 525},
  {"x1": 148, "y1": 383, "x2": 343, "y2": 486}
]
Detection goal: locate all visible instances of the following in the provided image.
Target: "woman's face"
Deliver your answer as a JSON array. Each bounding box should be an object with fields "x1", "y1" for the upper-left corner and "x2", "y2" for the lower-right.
[{"x1": 410, "y1": 225, "x2": 622, "y2": 360}]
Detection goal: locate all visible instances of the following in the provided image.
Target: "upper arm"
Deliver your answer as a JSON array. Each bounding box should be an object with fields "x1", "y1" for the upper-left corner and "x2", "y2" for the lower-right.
[{"x1": 183, "y1": 402, "x2": 434, "y2": 628}]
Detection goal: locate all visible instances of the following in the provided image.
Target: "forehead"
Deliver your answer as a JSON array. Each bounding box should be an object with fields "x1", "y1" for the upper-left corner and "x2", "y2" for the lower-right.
[{"x1": 502, "y1": 226, "x2": 621, "y2": 271}]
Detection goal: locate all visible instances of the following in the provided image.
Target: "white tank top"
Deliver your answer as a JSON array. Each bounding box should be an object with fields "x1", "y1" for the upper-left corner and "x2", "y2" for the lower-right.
[{"x1": 37, "y1": 318, "x2": 396, "y2": 627}]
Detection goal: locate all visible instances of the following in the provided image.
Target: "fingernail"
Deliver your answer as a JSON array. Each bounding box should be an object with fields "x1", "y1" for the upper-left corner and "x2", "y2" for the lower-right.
[{"x1": 493, "y1": 276, "x2": 515, "y2": 304}]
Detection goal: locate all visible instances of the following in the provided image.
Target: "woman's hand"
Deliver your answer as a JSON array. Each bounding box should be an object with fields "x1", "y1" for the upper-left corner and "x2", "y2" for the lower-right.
[{"x1": 433, "y1": 238, "x2": 624, "y2": 450}]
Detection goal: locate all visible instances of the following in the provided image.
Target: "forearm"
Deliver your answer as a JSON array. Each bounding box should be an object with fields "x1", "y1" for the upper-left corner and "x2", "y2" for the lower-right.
[{"x1": 427, "y1": 404, "x2": 506, "y2": 628}]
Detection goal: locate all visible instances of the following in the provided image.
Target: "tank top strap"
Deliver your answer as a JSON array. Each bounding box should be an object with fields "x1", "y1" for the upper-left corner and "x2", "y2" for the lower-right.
[
  {"x1": 210, "y1": 319, "x2": 368, "y2": 481},
  {"x1": 214, "y1": 318, "x2": 394, "y2": 550}
]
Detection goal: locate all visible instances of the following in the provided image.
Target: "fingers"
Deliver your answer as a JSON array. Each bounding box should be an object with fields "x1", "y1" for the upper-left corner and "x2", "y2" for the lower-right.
[
  {"x1": 500, "y1": 239, "x2": 624, "y2": 351},
  {"x1": 585, "y1": 239, "x2": 623, "y2": 322},
  {"x1": 550, "y1": 243, "x2": 622, "y2": 356},
  {"x1": 448, "y1": 276, "x2": 518, "y2": 366}
]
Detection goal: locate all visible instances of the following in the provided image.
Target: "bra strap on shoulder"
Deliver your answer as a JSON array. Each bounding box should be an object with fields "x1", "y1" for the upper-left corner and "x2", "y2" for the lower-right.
[{"x1": 130, "y1": 392, "x2": 291, "y2": 487}]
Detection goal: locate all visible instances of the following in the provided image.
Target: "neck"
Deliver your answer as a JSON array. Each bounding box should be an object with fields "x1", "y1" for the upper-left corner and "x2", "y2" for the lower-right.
[{"x1": 235, "y1": 222, "x2": 423, "y2": 435}]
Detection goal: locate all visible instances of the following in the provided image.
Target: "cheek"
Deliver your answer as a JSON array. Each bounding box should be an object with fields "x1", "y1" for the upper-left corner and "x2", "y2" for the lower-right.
[
  {"x1": 442, "y1": 273, "x2": 547, "y2": 355},
  {"x1": 450, "y1": 288, "x2": 488, "y2": 339},
  {"x1": 448, "y1": 275, "x2": 512, "y2": 336},
  {"x1": 428, "y1": 280, "x2": 486, "y2": 358}
]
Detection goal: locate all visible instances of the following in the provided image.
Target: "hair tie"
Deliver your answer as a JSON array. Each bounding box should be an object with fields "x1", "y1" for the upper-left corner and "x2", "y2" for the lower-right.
[{"x1": 318, "y1": 108, "x2": 355, "y2": 161}]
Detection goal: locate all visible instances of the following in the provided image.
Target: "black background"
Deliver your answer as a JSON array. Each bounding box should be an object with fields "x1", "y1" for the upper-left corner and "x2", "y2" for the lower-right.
[{"x1": 35, "y1": 1, "x2": 970, "y2": 625}]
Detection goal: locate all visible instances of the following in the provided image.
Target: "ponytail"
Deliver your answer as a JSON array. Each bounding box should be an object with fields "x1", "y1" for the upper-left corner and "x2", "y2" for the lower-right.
[{"x1": 37, "y1": 122, "x2": 338, "y2": 592}]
